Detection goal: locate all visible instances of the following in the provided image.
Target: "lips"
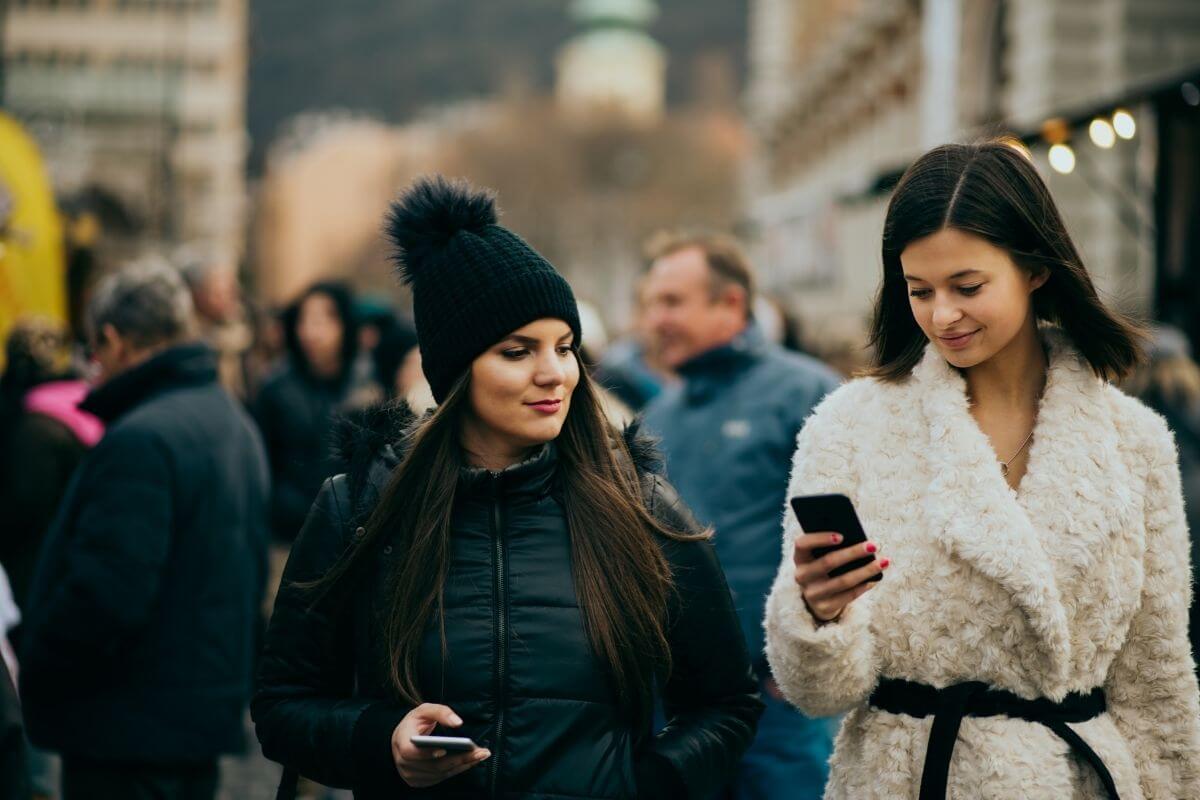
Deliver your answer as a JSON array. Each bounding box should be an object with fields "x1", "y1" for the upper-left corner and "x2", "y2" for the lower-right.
[
  {"x1": 938, "y1": 330, "x2": 979, "y2": 350},
  {"x1": 527, "y1": 400, "x2": 562, "y2": 414}
]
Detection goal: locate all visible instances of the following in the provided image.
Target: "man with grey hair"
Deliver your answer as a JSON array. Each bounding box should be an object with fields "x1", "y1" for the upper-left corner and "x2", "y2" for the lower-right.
[{"x1": 19, "y1": 262, "x2": 270, "y2": 799}]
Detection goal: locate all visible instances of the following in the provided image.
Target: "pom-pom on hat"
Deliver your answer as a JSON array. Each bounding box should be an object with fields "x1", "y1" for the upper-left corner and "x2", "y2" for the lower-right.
[{"x1": 385, "y1": 176, "x2": 581, "y2": 403}]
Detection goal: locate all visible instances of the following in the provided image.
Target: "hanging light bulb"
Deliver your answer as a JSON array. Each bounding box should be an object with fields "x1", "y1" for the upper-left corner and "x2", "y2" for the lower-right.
[
  {"x1": 1112, "y1": 109, "x2": 1136, "y2": 140},
  {"x1": 1048, "y1": 143, "x2": 1076, "y2": 174},
  {"x1": 1088, "y1": 118, "x2": 1116, "y2": 149}
]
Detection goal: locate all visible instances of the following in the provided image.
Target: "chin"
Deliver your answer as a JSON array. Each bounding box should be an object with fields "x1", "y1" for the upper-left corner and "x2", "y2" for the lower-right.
[{"x1": 514, "y1": 419, "x2": 567, "y2": 446}]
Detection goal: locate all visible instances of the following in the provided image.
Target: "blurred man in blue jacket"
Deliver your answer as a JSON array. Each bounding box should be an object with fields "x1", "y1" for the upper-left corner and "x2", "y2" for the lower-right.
[{"x1": 641, "y1": 231, "x2": 840, "y2": 800}]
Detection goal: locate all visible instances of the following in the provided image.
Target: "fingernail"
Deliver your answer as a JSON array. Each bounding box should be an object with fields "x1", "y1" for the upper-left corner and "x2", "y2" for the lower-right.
[
  {"x1": 479, "y1": 750, "x2": 491, "y2": 760},
  {"x1": 450, "y1": 714, "x2": 463, "y2": 726},
  {"x1": 434, "y1": 750, "x2": 446, "y2": 759},
  {"x1": 879, "y1": 558, "x2": 890, "y2": 569},
  {"x1": 865, "y1": 542, "x2": 877, "y2": 554},
  {"x1": 831, "y1": 534, "x2": 842, "y2": 544}
]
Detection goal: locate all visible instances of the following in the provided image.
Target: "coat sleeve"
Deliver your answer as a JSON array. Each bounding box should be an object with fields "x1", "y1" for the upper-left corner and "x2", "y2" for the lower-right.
[
  {"x1": 1105, "y1": 424, "x2": 1200, "y2": 799},
  {"x1": 252, "y1": 477, "x2": 413, "y2": 793},
  {"x1": 636, "y1": 476, "x2": 764, "y2": 799},
  {"x1": 763, "y1": 387, "x2": 882, "y2": 717},
  {"x1": 20, "y1": 429, "x2": 173, "y2": 691}
]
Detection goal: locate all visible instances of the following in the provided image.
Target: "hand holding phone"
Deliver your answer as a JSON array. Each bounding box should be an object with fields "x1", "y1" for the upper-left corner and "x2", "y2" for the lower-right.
[
  {"x1": 789, "y1": 493, "x2": 889, "y2": 623},
  {"x1": 392, "y1": 703, "x2": 490, "y2": 789}
]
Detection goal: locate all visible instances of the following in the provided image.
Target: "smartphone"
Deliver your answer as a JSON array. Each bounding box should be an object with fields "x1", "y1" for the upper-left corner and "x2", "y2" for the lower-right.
[
  {"x1": 789, "y1": 493, "x2": 881, "y2": 583},
  {"x1": 411, "y1": 735, "x2": 479, "y2": 752}
]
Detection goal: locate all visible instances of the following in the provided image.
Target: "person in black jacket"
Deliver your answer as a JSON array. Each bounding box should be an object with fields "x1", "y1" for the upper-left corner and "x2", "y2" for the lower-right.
[
  {"x1": 253, "y1": 176, "x2": 762, "y2": 799},
  {"x1": 18, "y1": 263, "x2": 270, "y2": 800},
  {"x1": 255, "y1": 280, "x2": 364, "y2": 545}
]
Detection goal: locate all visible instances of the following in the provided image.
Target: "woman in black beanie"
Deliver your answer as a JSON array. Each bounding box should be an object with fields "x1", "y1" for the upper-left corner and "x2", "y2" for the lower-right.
[{"x1": 254, "y1": 176, "x2": 762, "y2": 799}]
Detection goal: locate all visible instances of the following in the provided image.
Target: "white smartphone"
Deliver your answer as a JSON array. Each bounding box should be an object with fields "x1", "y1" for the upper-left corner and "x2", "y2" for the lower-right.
[{"x1": 411, "y1": 735, "x2": 479, "y2": 752}]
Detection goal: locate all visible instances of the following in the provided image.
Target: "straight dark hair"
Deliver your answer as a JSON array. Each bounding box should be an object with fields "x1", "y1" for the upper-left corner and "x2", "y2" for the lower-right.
[
  {"x1": 304, "y1": 358, "x2": 706, "y2": 720},
  {"x1": 868, "y1": 141, "x2": 1145, "y2": 382}
]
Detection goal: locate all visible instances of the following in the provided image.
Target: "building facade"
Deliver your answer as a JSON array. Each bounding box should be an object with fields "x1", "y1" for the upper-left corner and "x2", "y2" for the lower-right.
[
  {"x1": 3, "y1": 0, "x2": 248, "y2": 264},
  {"x1": 746, "y1": 0, "x2": 1200, "y2": 349}
]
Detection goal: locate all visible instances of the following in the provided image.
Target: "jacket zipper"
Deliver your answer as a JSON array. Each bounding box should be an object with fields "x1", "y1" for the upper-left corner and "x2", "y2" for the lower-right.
[{"x1": 489, "y1": 478, "x2": 507, "y2": 797}]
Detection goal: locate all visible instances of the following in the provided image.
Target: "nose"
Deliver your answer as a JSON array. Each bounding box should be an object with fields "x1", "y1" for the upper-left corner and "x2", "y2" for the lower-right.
[
  {"x1": 931, "y1": 294, "x2": 963, "y2": 330},
  {"x1": 533, "y1": 350, "x2": 566, "y2": 387}
]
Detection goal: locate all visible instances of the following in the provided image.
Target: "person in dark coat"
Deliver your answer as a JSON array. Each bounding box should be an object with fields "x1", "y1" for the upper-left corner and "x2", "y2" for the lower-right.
[
  {"x1": 640, "y1": 231, "x2": 841, "y2": 800},
  {"x1": 254, "y1": 281, "x2": 363, "y2": 544},
  {"x1": 253, "y1": 177, "x2": 762, "y2": 799},
  {"x1": 18, "y1": 263, "x2": 270, "y2": 800}
]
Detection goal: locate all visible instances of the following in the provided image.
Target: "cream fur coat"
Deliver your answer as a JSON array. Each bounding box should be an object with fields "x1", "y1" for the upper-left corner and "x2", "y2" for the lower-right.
[{"x1": 764, "y1": 330, "x2": 1200, "y2": 799}]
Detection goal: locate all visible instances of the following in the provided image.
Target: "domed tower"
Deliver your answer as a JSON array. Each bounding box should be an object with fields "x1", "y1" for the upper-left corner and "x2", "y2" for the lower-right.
[{"x1": 555, "y1": 0, "x2": 666, "y2": 125}]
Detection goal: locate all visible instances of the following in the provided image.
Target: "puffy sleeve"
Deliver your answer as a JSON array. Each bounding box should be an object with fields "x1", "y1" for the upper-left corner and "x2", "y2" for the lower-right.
[
  {"x1": 764, "y1": 385, "x2": 882, "y2": 717},
  {"x1": 1105, "y1": 421, "x2": 1200, "y2": 799},
  {"x1": 252, "y1": 477, "x2": 414, "y2": 793}
]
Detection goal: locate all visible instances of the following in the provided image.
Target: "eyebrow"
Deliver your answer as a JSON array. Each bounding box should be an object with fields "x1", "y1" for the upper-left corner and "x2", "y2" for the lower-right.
[
  {"x1": 902, "y1": 269, "x2": 984, "y2": 282},
  {"x1": 503, "y1": 333, "x2": 575, "y2": 346}
]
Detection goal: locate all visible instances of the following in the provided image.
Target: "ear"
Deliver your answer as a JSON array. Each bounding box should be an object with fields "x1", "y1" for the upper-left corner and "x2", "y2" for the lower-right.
[
  {"x1": 100, "y1": 323, "x2": 125, "y2": 358},
  {"x1": 719, "y1": 283, "x2": 747, "y2": 314},
  {"x1": 1028, "y1": 268, "x2": 1050, "y2": 293}
]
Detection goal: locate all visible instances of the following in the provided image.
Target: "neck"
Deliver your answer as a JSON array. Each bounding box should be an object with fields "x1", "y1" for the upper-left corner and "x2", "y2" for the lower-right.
[
  {"x1": 963, "y1": 322, "x2": 1047, "y2": 410},
  {"x1": 459, "y1": 417, "x2": 536, "y2": 472}
]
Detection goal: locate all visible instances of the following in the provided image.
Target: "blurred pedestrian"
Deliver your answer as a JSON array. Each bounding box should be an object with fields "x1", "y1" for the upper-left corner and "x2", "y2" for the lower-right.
[
  {"x1": 178, "y1": 245, "x2": 254, "y2": 402},
  {"x1": 254, "y1": 281, "x2": 365, "y2": 548},
  {"x1": 369, "y1": 312, "x2": 419, "y2": 401},
  {"x1": 0, "y1": 656, "x2": 30, "y2": 800},
  {"x1": 639, "y1": 230, "x2": 840, "y2": 800},
  {"x1": 0, "y1": 318, "x2": 103, "y2": 639},
  {"x1": 1123, "y1": 323, "x2": 1200, "y2": 675},
  {"x1": 594, "y1": 279, "x2": 672, "y2": 412},
  {"x1": 254, "y1": 176, "x2": 762, "y2": 799},
  {"x1": 18, "y1": 262, "x2": 270, "y2": 800},
  {"x1": 766, "y1": 142, "x2": 1200, "y2": 799}
]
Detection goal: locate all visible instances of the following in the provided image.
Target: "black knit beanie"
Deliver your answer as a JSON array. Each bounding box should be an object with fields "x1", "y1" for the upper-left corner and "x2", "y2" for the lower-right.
[{"x1": 385, "y1": 176, "x2": 581, "y2": 403}]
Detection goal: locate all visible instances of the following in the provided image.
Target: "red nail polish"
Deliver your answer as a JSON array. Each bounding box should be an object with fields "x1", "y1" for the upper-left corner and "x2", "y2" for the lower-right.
[
  {"x1": 831, "y1": 534, "x2": 842, "y2": 544},
  {"x1": 865, "y1": 542, "x2": 877, "y2": 554},
  {"x1": 879, "y1": 558, "x2": 891, "y2": 569}
]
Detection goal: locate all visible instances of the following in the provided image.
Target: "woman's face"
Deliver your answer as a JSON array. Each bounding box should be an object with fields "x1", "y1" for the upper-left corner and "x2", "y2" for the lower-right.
[
  {"x1": 296, "y1": 292, "x2": 344, "y2": 377},
  {"x1": 464, "y1": 318, "x2": 580, "y2": 460},
  {"x1": 901, "y1": 228, "x2": 1047, "y2": 370}
]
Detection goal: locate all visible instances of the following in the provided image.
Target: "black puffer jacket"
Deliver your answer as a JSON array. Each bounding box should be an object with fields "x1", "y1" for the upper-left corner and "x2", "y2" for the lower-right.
[{"x1": 253, "y1": 404, "x2": 762, "y2": 799}]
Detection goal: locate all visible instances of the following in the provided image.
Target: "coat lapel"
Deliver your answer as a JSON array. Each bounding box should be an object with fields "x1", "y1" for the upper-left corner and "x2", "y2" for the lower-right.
[{"x1": 912, "y1": 330, "x2": 1076, "y2": 685}]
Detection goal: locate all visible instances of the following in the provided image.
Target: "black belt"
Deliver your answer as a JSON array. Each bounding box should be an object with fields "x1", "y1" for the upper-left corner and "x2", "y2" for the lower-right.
[{"x1": 869, "y1": 678, "x2": 1119, "y2": 800}]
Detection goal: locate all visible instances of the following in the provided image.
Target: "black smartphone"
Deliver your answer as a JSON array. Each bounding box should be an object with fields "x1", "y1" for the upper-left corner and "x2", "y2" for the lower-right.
[{"x1": 789, "y1": 493, "x2": 881, "y2": 583}]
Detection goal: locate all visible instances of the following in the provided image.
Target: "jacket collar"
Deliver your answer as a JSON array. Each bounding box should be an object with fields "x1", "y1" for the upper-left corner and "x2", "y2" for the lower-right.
[
  {"x1": 80, "y1": 342, "x2": 218, "y2": 424},
  {"x1": 909, "y1": 327, "x2": 1134, "y2": 686},
  {"x1": 677, "y1": 323, "x2": 768, "y2": 402},
  {"x1": 458, "y1": 442, "x2": 559, "y2": 500}
]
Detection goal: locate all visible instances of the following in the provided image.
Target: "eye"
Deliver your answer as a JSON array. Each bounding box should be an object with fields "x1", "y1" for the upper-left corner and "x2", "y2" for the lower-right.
[
  {"x1": 958, "y1": 284, "x2": 983, "y2": 296},
  {"x1": 556, "y1": 345, "x2": 573, "y2": 356},
  {"x1": 502, "y1": 348, "x2": 529, "y2": 359},
  {"x1": 908, "y1": 288, "x2": 932, "y2": 299}
]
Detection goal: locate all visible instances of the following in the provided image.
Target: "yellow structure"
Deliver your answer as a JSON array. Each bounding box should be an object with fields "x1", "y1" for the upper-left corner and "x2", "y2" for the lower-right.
[{"x1": 0, "y1": 111, "x2": 66, "y2": 365}]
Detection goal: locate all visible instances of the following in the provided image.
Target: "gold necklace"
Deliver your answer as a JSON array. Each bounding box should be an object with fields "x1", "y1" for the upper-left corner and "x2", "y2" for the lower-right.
[{"x1": 999, "y1": 428, "x2": 1035, "y2": 477}]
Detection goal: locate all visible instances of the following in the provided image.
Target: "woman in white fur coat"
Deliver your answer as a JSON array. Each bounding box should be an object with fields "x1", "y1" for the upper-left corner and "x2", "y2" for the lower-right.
[{"x1": 765, "y1": 142, "x2": 1200, "y2": 800}]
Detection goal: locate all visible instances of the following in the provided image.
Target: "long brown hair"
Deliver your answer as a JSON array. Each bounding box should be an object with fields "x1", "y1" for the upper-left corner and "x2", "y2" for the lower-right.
[
  {"x1": 306, "y1": 359, "x2": 705, "y2": 719},
  {"x1": 869, "y1": 141, "x2": 1145, "y2": 382}
]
